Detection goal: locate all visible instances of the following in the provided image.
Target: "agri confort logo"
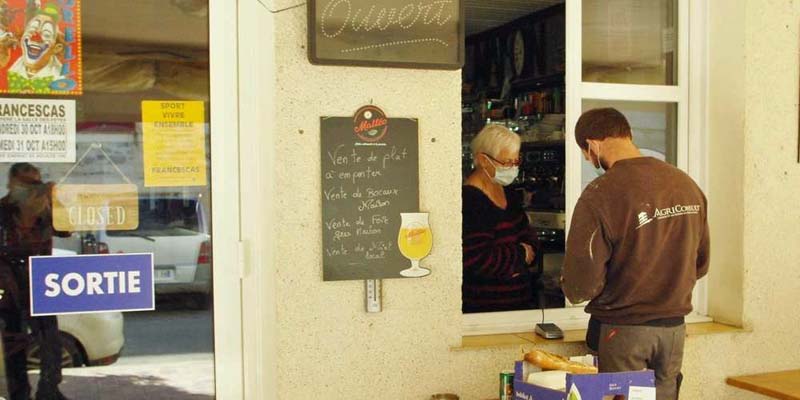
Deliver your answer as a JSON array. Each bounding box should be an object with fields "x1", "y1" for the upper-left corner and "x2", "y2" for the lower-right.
[
  {"x1": 353, "y1": 105, "x2": 388, "y2": 144},
  {"x1": 636, "y1": 204, "x2": 702, "y2": 230}
]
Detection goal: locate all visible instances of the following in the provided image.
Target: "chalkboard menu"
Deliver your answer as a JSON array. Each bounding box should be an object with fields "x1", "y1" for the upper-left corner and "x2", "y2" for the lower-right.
[
  {"x1": 308, "y1": 0, "x2": 464, "y2": 69},
  {"x1": 321, "y1": 106, "x2": 419, "y2": 281}
]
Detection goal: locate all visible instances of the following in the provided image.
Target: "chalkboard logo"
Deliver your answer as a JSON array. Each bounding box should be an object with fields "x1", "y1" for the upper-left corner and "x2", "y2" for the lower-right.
[{"x1": 353, "y1": 105, "x2": 388, "y2": 143}]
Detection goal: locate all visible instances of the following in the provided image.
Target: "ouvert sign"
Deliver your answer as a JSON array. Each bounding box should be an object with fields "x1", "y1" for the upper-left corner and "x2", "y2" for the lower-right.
[{"x1": 308, "y1": 0, "x2": 464, "y2": 69}]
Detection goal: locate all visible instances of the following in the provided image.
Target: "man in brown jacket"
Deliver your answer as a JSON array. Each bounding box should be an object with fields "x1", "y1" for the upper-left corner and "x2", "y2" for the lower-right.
[{"x1": 562, "y1": 108, "x2": 710, "y2": 400}]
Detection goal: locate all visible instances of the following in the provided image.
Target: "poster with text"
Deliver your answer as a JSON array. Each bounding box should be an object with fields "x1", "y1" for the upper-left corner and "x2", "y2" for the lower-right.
[
  {"x1": 0, "y1": 0, "x2": 82, "y2": 95},
  {"x1": 141, "y1": 100, "x2": 207, "y2": 187},
  {"x1": 0, "y1": 98, "x2": 75, "y2": 162}
]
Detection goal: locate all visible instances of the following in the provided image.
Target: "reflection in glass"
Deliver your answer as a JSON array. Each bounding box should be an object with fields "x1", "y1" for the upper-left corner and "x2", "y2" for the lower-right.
[
  {"x1": 581, "y1": 100, "x2": 678, "y2": 189},
  {"x1": 0, "y1": 1, "x2": 215, "y2": 398},
  {"x1": 582, "y1": 0, "x2": 678, "y2": 85}
]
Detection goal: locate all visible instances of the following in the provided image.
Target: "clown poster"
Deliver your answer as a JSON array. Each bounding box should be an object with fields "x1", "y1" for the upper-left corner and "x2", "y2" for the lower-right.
[{"x1": 0, "y1": 0, "x2": 81, "y2": 95}]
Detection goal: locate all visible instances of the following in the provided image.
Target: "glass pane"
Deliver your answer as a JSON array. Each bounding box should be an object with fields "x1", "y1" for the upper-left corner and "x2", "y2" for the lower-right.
[
  {"x1": 0, "y1": 1, "x2": 214, "y2": 399},
  {"x1": 581, "y1": 100, "x2": 677, "y2": 189},
  {"x1": 582, "y1": 0, "x2": 678, "y2": 85}
]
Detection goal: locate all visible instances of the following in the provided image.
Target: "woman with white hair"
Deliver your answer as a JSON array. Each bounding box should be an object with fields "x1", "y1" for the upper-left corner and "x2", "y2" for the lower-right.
[{"x1": 462, "y1": 125, "x2": 537, "y2": 313}]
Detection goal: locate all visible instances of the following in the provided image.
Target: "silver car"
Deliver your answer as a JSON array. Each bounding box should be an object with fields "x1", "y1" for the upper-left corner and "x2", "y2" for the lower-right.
[
  {"x1": 54, "y1": 196, "x2": 212, "y2": 299},
  {"x1": 98, "y1": 196, "x2": 211, "y2": 297}
]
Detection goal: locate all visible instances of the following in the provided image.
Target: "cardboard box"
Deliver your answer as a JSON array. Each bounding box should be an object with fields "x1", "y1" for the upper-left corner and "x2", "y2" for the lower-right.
[{"x1": 513, "y1": 360, "x2": 656, "y2": 400}]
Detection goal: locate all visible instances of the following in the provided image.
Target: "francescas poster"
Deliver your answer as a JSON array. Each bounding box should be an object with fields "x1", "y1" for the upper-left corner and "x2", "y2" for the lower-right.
[{"x1": 0, "y1": 0, "x2": 81, "y2": 95}]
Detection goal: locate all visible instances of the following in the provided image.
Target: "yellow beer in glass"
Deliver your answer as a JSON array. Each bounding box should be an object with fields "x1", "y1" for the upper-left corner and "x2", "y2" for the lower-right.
[
  {"x1": 397, "y1": 213, "x2": 432, "y2": 277},
  {"x1": 398, "y1": 227, "x2": 433, "y2": 260}
]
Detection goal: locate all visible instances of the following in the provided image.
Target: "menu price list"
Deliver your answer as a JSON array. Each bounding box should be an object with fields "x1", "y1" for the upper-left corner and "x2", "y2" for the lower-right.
[{"x1": 320, "y1": 117, "x2": 419, "y2": 281}]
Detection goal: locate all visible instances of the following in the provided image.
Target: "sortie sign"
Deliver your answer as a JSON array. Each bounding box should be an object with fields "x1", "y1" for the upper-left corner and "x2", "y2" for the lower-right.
[
  {"x1": 29, "y1": 253, "x2": 155, "y2": 316},
  {"x1": 308, "y1": 0, "x2": 464, "y2": 69}
]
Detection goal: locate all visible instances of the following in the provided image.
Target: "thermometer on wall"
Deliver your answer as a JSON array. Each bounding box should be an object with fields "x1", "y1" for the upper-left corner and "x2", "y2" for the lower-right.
[{"x1": 365, "y1": 280, "x2": 382, "y2": 313}]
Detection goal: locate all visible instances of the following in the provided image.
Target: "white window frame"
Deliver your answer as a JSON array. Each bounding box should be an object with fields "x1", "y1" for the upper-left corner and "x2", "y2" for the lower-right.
[
  {"x1": 463, "y1": 0, "x2": 710, "y2": 336},
  {"x1": 209, "y1": 0, "x2": 245, "y2": 396}
]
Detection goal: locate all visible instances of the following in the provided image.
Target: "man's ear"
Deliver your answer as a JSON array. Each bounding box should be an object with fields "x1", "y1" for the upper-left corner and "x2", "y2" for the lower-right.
[{"x1": 53, "y1": 42, "x2": 64, "y2": 55}]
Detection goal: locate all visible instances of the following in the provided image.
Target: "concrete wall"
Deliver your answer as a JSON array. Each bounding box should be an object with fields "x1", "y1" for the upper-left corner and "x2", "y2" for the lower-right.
[{"x1": 248, "y1": 0, "x2": 800, "y2": 398}]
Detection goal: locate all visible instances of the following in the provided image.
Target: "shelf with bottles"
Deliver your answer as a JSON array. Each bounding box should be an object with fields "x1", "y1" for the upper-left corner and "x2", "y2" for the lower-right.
[{"x1": 514, "y1": 84, "x2": 565, "y2": 116}]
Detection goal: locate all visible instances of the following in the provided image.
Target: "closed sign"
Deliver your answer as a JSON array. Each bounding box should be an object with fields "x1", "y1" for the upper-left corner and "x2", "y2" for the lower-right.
[{"x1": 52, "y1": 184, "x2": 139, "y2": 231}]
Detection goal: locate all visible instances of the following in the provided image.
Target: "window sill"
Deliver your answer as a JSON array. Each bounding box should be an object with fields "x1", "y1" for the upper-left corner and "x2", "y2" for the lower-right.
[{"x1": 451, "y1": 321, "x2": 748, "y2": 351}]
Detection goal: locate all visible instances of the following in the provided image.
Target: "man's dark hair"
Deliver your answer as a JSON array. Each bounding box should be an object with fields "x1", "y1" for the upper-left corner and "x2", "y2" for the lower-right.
[
  {"x1": 9, "y1": 162, "x2": 39, "y2": 179},
  {"x1": 574, "y1": 108, "x2": 632, "y2": 150}
]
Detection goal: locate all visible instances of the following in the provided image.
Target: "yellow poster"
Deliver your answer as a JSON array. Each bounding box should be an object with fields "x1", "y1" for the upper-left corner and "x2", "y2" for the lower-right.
[
  {"x1": 142, "y1": 101, "x2": 207, "y2": 187},
  {"x1": 52, "y1": 184, "x2": 139, "y2": 232}
]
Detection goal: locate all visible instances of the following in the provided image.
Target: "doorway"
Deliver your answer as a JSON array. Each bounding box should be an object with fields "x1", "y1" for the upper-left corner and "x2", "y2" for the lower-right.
[{"x1": 0, "y1": 0, "x2": 243, "y2": 398}]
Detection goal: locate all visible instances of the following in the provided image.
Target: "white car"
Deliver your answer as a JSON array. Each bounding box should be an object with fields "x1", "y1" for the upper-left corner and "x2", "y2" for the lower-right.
[
  {"x1": 99, "y1": 196, "x2": 212, "y2": 297},
  {"x1": 54, "y1": 196, "x2": 212, "y2": 298},
  {"x1": 27, "y1": 312, "x2": 125, "y2": 368}
]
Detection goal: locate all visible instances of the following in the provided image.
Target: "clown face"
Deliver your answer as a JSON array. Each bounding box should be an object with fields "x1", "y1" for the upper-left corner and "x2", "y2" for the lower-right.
[{"x1": 21, "y1": 13, "x2": 60, "y2": 72}]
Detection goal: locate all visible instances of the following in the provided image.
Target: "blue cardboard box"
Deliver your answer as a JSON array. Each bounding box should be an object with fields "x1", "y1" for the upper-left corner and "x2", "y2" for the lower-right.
[{"x1": 513, "y1": 360, "x2": 656, "y2": 400}]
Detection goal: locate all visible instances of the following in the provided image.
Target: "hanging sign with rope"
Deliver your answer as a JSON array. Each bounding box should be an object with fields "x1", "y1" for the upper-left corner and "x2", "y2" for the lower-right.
[{"x1": 52, "y1": 143, "x2": 140, "y2": 232}]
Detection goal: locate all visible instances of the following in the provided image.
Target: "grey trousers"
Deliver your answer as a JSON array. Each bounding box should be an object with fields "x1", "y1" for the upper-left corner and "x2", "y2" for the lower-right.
[{"x1": 598, "y1": 323, "x2": 686, "y2": 400}]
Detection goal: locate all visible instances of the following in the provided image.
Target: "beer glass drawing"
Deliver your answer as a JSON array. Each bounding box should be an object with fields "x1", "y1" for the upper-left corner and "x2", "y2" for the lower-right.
[{"x1": 397, "y1": 212, "x2": 432, "y2": 277}]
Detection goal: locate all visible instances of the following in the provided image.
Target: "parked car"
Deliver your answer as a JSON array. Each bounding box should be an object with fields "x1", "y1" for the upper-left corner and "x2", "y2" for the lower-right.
[
  {"x1": 28, "y1": 311, "x2": 125, "y2": 369},
  {"x1": 99, "y1": 196, "x2": 212, "y2": 297},
  {"x1": 54, "y1": 196, "x2": 212, "y2": 298}
]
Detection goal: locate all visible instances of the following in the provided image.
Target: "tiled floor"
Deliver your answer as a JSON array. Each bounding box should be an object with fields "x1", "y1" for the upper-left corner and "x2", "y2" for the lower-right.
[{"x1": 31, "y1": 353, "x2": 214, "y2": 399}]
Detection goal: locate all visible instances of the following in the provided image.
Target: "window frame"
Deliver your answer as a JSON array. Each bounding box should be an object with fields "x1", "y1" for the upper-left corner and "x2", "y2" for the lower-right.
[
  {"x1": 463, "y1": 0, "x2": 710, "y2": 336},
  {"x1": 209, "y1": 0, "x2": 246, "y2": 396}
]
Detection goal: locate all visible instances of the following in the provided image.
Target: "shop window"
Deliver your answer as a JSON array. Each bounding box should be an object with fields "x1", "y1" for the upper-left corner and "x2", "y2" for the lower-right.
[
  {"x1": 462, "y1": 3, "x2": 568, "y2": 318},
  {"x1": 582, "y1": 0, "x2": 678, "y2": 86},
  {"x1": 462, "y1": 0, "x2": 707, "y2": 335}
]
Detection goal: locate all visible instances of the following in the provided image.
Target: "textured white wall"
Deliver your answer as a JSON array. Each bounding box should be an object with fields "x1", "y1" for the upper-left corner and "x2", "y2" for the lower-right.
[
  {"x1": 683, "y1": 1, "x2": 800, "y2": 398},
  {"x1": 262, "y1": 1, "x2": 800, "y2": 398},
  {"x1": 267, "y1": 3, "x2": 588, "y2": 399}
]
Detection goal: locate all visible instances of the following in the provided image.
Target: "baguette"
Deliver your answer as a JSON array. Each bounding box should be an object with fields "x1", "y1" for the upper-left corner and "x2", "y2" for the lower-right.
[{"x1": 524, "y1": 349, "x2": 598, "y2": 374}]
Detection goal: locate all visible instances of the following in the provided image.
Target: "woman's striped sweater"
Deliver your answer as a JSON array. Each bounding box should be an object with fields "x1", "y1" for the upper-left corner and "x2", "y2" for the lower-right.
[{"x1": 462, "y1": 185, "x2": 537, "y2": 313}]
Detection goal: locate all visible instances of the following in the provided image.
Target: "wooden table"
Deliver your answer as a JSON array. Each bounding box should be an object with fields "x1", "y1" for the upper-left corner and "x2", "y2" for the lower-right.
[{"x1": 727, "y1": 370, "x2": 800, "y2": 399}]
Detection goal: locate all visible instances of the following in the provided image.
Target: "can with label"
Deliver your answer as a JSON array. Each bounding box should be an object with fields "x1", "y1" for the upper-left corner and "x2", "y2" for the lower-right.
[{"x1": 499, "y1": 370, "x2": 515, "y2": 400}]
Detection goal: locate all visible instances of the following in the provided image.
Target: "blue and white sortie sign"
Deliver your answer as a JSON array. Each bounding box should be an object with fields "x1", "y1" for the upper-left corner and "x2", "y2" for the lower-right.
[{"x1": 29, "y1": 253, "x2": 155, "y2": 316}]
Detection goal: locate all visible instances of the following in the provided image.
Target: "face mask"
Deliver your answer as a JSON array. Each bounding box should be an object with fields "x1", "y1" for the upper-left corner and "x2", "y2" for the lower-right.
[
  {"x1": 483, "y1": 156, "x2": 519, "y2": 186},
  {"x1": 588, "y1": 142, "x2": 605, "y2": 177}
]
